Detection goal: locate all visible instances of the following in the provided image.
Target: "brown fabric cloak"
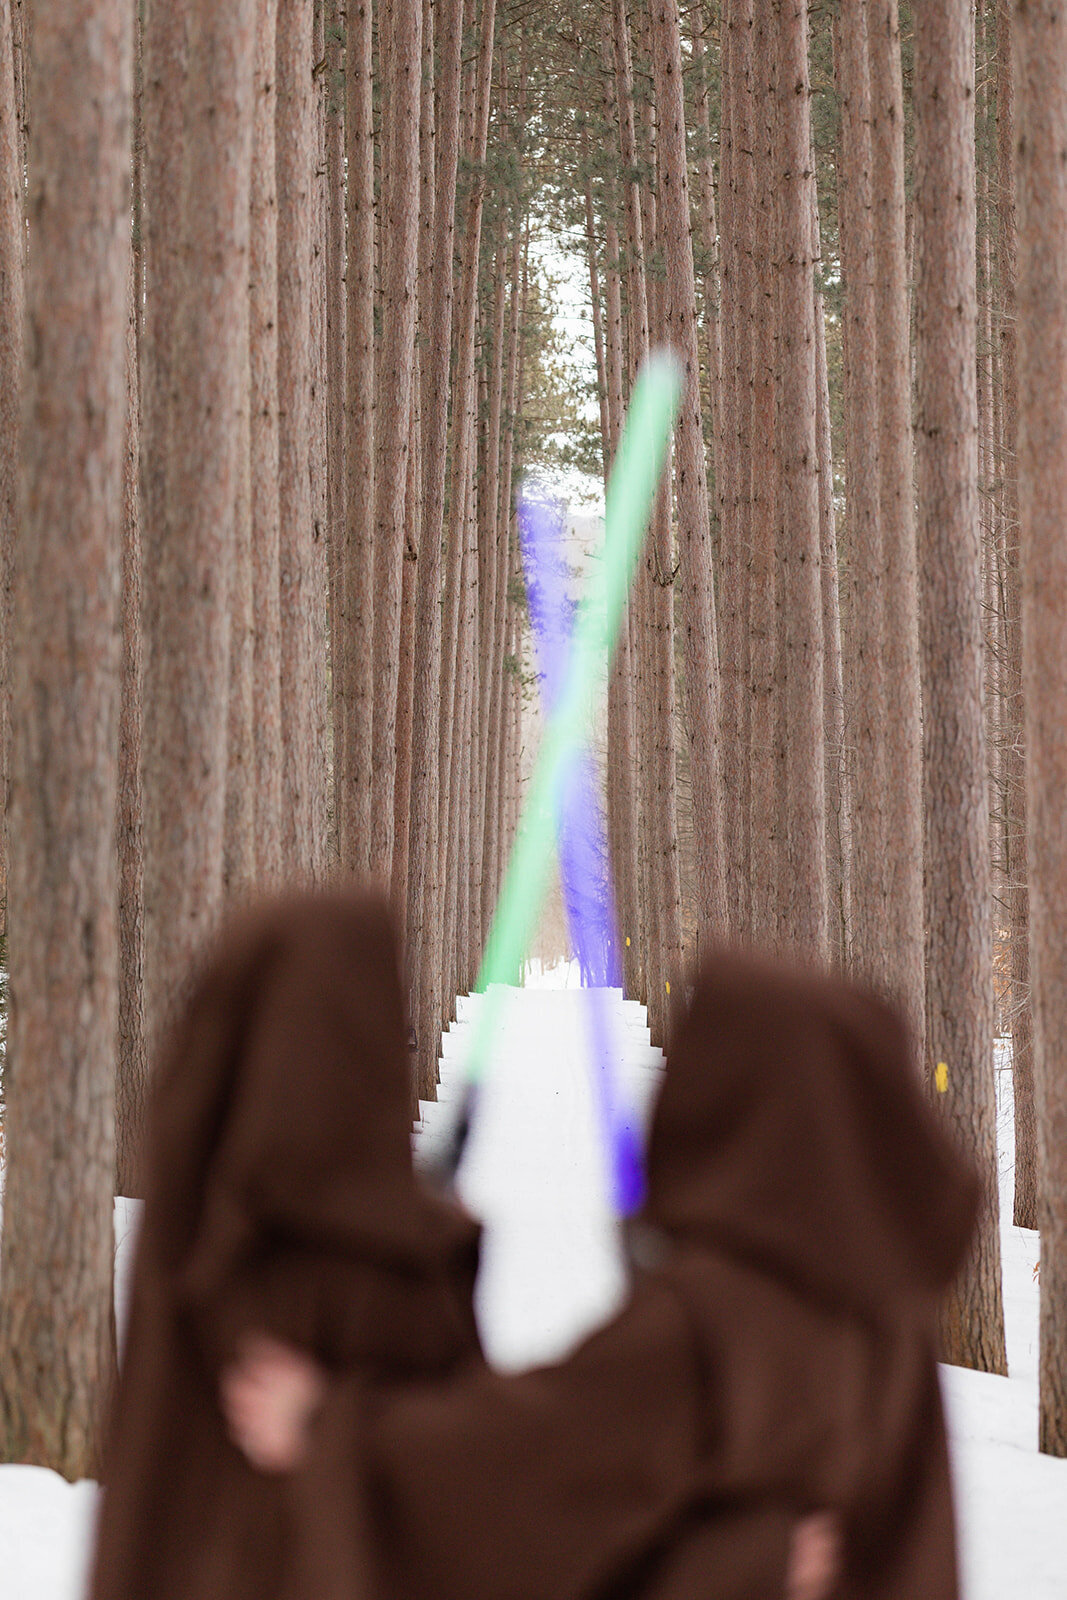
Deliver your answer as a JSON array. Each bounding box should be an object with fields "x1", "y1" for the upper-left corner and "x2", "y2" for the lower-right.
[
  {"x1": 353, "y1": 950, "x2": 979, "y2": 1600},
  {"x1": 88, "y1": 891, "x2": 482, "y2": 1600}
]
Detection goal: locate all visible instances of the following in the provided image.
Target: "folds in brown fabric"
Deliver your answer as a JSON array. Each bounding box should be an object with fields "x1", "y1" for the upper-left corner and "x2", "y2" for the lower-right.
[
  {"x1": 89, "y1": 890, "x2": 482, "y2": 1600},
  {"x1": 357, "y1": 949, "x2": 978, "y2": 1600}
]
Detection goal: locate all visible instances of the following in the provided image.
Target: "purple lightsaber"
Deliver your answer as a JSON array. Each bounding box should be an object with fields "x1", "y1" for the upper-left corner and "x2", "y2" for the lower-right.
[{"x1": 519, "y1": 492, "x2": 645, "y2": 1215}]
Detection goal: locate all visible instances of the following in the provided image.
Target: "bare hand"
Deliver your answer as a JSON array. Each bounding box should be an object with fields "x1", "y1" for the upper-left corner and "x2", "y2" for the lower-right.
[
  {"x1": 220, "y1": 1334, "x2": 327, "y2": 1473},
  {"x1": 786, "y1": 1513, "x2": 842, "y2": 1600}
]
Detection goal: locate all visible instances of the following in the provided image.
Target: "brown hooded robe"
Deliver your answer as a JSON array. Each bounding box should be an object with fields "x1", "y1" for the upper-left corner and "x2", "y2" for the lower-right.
[
  {"x1": 89, "y1": 891, "x2": 482, "y2": 1600},
  {"x1": 355, "y1": 951, "x2": 979, "y2": 1600}
]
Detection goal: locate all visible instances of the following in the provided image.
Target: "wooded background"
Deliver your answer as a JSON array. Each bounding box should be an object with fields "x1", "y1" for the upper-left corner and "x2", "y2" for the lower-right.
[{"x1": 0, "y1": 0, "x2": 1066, "y2": 1478}]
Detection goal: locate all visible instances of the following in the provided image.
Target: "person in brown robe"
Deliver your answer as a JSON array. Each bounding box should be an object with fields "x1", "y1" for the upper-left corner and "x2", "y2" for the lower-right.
[
  {"x1": 225, "y1": 947, "x2": 980, "y2": 1600},
  {"x1": 88, "y1": 890, "x2": 482, "y2": 1600}
]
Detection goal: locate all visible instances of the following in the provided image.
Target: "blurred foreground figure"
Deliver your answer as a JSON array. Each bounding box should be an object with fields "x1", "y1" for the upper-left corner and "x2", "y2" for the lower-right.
[
  {"x1": 89, "y1": 892, "x2": 482, "y2": 1600},
  {"x1": 226, "y1": 950, "x2": 979, "y2": 1599}
]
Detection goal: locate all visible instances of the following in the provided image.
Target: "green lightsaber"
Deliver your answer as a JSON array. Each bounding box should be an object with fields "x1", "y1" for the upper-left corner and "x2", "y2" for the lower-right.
[{"x1": 424, "y1": 352, "x2": 683, "y2": 1176}]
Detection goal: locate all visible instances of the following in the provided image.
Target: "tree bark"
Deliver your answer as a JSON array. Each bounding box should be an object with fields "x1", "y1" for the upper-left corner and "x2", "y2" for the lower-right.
[
  {"x1": 649, "y1": 0, "x2": 728, "y2": 960},
  {"x1": 117, "y1": 247, "x2": 148, "y2": 1199},
  {"x1": 407, "y1": 0, "x2": 463, "y2": 1097},
  {"x1": 1013, "y1": 0, "x2": 1067, "y2": 1457},
  {"x1": 250, "y1": 0, "x2": 282, "y2": 886},
  {"x1": 324, "y1": 0, "x2": 345, "y2": 868},
  {"x1": 835, "y1": 3, "x2": 886, "y2": 987},
  {"x1": 915, "y1": 0, "x2": 1007, "y2": 1375},
  {"x1": 143, "y1": 0, "x2": 255, "y2": 1037},
  {"x1": 0, "y1": 0, "x2": 132, "y2": 1477},
  {"x1": 0, "y1": 0, "x2": 23, "y2": 940},
  {"x1": 775, "y1": 0, "x2": 827, "y2": 962},
  {"x1": 340, "y1": 0, "x2": 375, "y2": 875},
  {"x1": 867, "y1": 0, "x2": 925, "y2": 1039},
  {"x1": 997, "y1": 0, "x2": 1038, "y2": 1228},
  {"x1": 277, "y1": 0, "x2": 318, "y2": 880},
  {"x1": 370, "y1": 0, "x2": 421, "y2": 883}
]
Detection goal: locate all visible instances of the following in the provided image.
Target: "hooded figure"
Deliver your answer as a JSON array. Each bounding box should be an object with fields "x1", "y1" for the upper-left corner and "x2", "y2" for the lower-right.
[
  {"x1": 89, "y1": 891, "x2": 482, "y2": 1600},
  {"x1": 337, "y1": 950, "x2": 979, "y2": 1600}
]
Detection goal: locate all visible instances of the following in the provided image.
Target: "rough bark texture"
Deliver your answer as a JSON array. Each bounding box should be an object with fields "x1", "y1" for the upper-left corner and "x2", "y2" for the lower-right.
[
  {"x1": 408, "y1": 0, "x2": 463, "y2": 1096},
  {"x1": 0, "y1": 0, "x2": 132, "y2": 1478},
  {"x1": 914, "y1": 0, "x2": 1007, "y2": 1376},
  {"x1": 813, "y1": 186, "x2": 851, "y2": 968},
  {"x1": 143, "y1": 0, "x2": 256, "y2": 1040},
  {"x1": 997, "y1": 0, "x2": 1038, "y2": 1229},
  {"x1": 371, "y1": 0, "x2": 421, "y2": 883},
  {"x1": 748, "y1": 0, "x2": 779, "y2": 950},
  {"x1": 1014, "y1": 0, "x2": 1067, "y2": 1457},
  {"x1": 277, "y1": 0, "x2": 318, "y2": 880},
  {"x1": 340, "y1": 0, "x2": 375, "y2": 875},
  {"x1": 439, "y1": 0, "x2": 496, "y2": 1016},
  {"x1": 224, "y1": 190, "x2": 256, "y2": 903},
  {"x1": 835, "y1": 4, "x2": 886, "y2": 987},
  {"x1": 650, "y1": 0, "x2": 727, "y2": 959},
  {"x1": 250, "y1": 0, "x2": 283, "y2": 886},
  {"x1": 867, "y1": 0, "x2": 925, "y2": 1041},
  {"x1": 723, "y1": 0, "x2": 756, "y2": 942},
  {"x1": 117, "y1": 250, "x2": 148, "y2": 1199},
  {"x1": 0, "y1": 0, "x2": 23, "y2": 938},
  {"x1": 324, "y1": 0, "x2": 345, "y2": 866},
  {"x1": 775, "y1": 0, "x2": 827, "y2": 962}
]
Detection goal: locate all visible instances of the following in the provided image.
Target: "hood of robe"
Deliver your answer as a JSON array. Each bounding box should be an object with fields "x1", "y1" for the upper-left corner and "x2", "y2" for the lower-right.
[
  {"x1": 146, "y1": 888, "x2": 478, "y2": 1280},
  {"x1": 644, "y1": 950, "x2": 981, "y2": 1322}
]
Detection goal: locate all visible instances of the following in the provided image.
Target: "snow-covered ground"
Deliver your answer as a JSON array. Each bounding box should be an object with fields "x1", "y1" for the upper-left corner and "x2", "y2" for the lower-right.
[{"x1": 1, "y1": 974, "x2": 1065, "y2": 1598}]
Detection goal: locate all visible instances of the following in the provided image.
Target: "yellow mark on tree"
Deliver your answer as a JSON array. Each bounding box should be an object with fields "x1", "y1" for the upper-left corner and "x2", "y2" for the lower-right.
[
  {"x1": 625, "y1": 936, "x2": 631, "y2": 947},
  {"x1": 935, "y1": 1062, "x2": 948, "y2": 1094},
  {"x1": 665, "y1": 980, "x2": 670, "y2": 995}
]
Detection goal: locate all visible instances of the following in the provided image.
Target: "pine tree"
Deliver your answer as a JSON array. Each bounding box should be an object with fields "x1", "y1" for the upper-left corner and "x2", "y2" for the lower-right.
[{"x1": 0, "y1": 0, "x2": 133, "y2": 1477}]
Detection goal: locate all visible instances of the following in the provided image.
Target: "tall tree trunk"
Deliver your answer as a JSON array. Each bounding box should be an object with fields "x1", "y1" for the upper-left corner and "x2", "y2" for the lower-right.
[
  {"x1": 748, "y1": 0, "x2": 779, "y2": 948},
  {"x1": 725, "y1": 0, "x2": 757, "y2": 944},
  {"x1": 408, "y1": 0, "x2": 463, "y2": 1097},
  {"x1": 340, "y1": 0, "x2": 374, "y2": 875},
  {"x1": 650, "y1": 0, "x2": 728, "y2": 958},
  {"x1": 812, "y1": 168, "x2": 850, "y2": 966},
  {"x1": 1014, "y1": 0, "x2": 1067, "y2": 1456},
  {"x1": 835, "y1": 3, "x2": 886, "y2": 987},
  {"x1": 310, "y1": 0, "x2": 330, "y2": 880},
  {"x1": 439, "y1": 0, "x2": 496, "y2": 1016},
  {"x1": 997, "y1": 0, "x2": 1037, "y2": 1228},
  {"x1": 139, "y1": 0, "x2": 185, "y2": 1043},
  {"x1": 478, "y1": 239, "x2": 508, "y2": 945},
  {"x1": 0, "y1": 0, "x2": 23, "y2": 940},
  {"x1": 915, "y1": 0, "x2": 1007, "y2": 1375},
  {"x1": 117, "y1": 248, "x2": 148, "y2": 1199},
  {"x1": 143, "y1": 0, "x2": 255, "y2": 1038},
  {"x1": 370, "y1": 0, "x2": 421, "y2": 883},
  {"x1": 277, "y1": 0, "x2": 318, "y2": 880},
  {"x1": 0, "y1": 0, "x2": 132, "y2": 1478},
  {"x1": 250, "y1": 0, "x2": 282, "y2": 886},
  {"x1": 324, "y1": 0, "x2": 345, "y2": 867},
  {"x1": 868, "y1": 0, "x2": 925, "y2": 1039},
  {"x1": 225, "y1": 198, "x2": 256, "y2": 901},
  {"x1": 775, "y1": 0, "x2": 827, "y2": 962}
]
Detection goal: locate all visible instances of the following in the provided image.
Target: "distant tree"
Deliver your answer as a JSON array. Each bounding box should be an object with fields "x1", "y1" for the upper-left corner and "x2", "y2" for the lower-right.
[
  {"x1": 868, "y1": 0, "x2": 925, "y2": 1040},
  {"x1": 117, "y1": 247, "x2": 148, "y2": 1199},
  {"x1": 0, "y1": 0, "x2": 23, "y2": 939},
  {"x1": 250, "y1": 0, "x2": 283, "y2": 886},
  {"x1": 775, "y1": 0, "x2": 827, "y2": 962},
  {"x1": 371, "y1": 0, "x2": 422, "y2": 884},
  {"x1": 1014, "y1": 0, "x2": 1067, "y2": 1458},
  {"x1": 277, "y1": 0, "x2": 319, "y2": 879},
  {"x1": 914, "y1": 0, "x2": 1007, "y2": 1375},
  {"x1": 0, "y1": 0, "x2": 132, "y2": 1477},
  {"x1": 835, "y1": 2, "x2": 886, "y2": 986},
  {"x1": 995, "y1": 0, "x2": 1037, "y2": 1229},
  {"x1": 650, "y1": 0, "x2": 728, "y2": 959},
  {"x1": 339, "y1": 0, "x2": 375, "y2": 876}
]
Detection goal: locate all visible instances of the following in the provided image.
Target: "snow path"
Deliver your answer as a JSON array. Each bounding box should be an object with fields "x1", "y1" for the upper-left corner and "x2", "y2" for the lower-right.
[{"x1": 1, "y1": 980, "x2": 1066, "y2": 1598}]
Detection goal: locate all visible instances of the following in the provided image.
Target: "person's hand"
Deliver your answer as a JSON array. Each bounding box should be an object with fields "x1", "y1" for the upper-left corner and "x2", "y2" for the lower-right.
[
  {"x1": 786, "y1": 1512, "x2": 842, "y2": 1600},
  {"x1": 220, "y1": 1333, "x2": 327, "y2": 1473}
]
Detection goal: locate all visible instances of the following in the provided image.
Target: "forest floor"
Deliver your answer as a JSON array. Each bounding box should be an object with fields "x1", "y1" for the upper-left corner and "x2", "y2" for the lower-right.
[{"x1": 0, "y1": 965, "x2": 1065, "y2": 1598}]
